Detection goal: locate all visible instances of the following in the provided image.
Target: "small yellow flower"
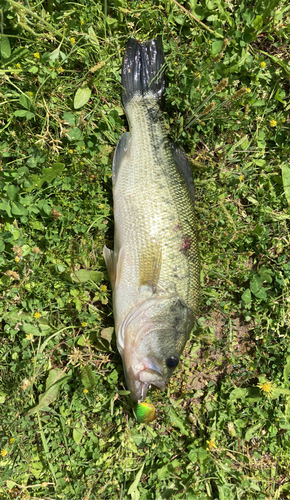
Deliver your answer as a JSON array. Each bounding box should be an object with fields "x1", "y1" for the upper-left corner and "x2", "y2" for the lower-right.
[
  {"x1": 99, "y1": 204, "x2": 105, "y2": 209},
  {"x1": 1, "y1": 449, "x2": 7, "y2": 457},
  {"x1": 250, "y1": 366, "x2": 254, "y2": 371},
  {"x1": 246, "y1": 88, "x2": 251, "y2": 93},
  {"x1": 10, "y1": 438, "x2": 15, "y2": 444},
  {"x1": 100, "y1": 285, "x2": 107, "y2": 292},
  {"x1": 34, "y1": 52, "x2": 40, "y2": 59},
  {"x1": 15, "y1": 257, "x2": 19, "y2": 263},
  {"x1": 16, "y1": 63, "x2": 21, "y2": 69},
  {"x1": 195, "y1": 72, "x2": 201, "y2": 78},
  {"x1": 70, "y1": 37, "x2": 76, "y2": 44},
  {"x1": 239, "y1": 174, "x2": 244, "y2": 181},
  {"x1": 83, "y1": 388, "x2": 88, "y2": 394},
  {"x1": 260, "y1": 61, "x2": 266, "y2": 68},
  {"x1": 80, "y1": 162, "x2": 84, "y2": 165},
  {"x1": 34, "y1": 312, "x2": 41, "y2": 319},
  {"x1": 257, "y1": 380, "x2": 274, "y2": 397},
  {"x1": 80, "y1": 20, "x2": 84, "y2": 25},
  {"x1": 263, "y1": 339, "x2": 266, "y2": 343},
  {"x1": 81, "y1": 146, "x2": 85, "y2": 150},
  {"x1": 224, "y1": 304, "x2": 228, "y2": 309},
  {"x1": 69, "y1": 149, "x2": 73, "y2": 154},
  {"x1": 206, "y1": 439, "x2": 217, "y2": 451},
  {"x1": 58, "y1": 66, "x2": 64, "y2": 73},
  {"x1": 81, "y1": 322, "x2": 88, "y2": 327},
  {"x1": 28, "y1": 92, "x2": 33, "y2": 96},
  {"x1": 270, "y1": 119, "x2": 277, "y2": 127},
  {"x1": 26, "y1": 333, "x2": 34, "y2": 341}
]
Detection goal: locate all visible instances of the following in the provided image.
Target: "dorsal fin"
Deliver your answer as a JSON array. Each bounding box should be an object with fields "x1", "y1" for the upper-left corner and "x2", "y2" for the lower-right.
[
  {"x1": 170, "y1": 143, "x2": 195, "y2": 205},
  {"x1": 112, "y1": 132, "x2": 131, "y2": 185}
]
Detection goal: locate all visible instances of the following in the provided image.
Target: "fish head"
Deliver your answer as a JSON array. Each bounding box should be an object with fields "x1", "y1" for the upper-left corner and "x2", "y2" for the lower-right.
[{"x1": 119, "y1": 296, "x2": 194, "y2": 403}]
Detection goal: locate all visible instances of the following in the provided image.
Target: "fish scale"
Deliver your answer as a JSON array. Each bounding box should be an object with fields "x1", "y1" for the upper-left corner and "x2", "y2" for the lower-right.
[{"x1": 104, "y1": 38, "x2": 200, "y2": 403}]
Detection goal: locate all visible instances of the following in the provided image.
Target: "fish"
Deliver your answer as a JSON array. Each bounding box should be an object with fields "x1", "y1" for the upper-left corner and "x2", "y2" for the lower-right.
[{"x1": 103, "y1": 37, "x2": 200, "y2": 403}]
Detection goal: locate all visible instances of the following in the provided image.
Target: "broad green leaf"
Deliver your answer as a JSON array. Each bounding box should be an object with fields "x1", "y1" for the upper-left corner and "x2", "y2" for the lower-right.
[
  {"x1": 26, "y1": 111, "x2": 35, "y2": 120},
  {"x1": 80, "y1": 365, "x2": 96, "y2": 391},
  {"x1": 282, "y1": 164, "x2": 290, "y2": 205},
  {"x1": 73, "y1": 422, "x2": 85, "y2": 445},
  {"x1": 63, "y1": 112, "x2": 75, "y2": 126},
  {"x1": 14, "y1": 109, "x2": 28, "y2": 117},
  {"x1": 229, "y1": 387, "x2": 247, "y2": 400},
  {"x1": 0, "y1": 200, "x2": 12, "y2": 217},
  {"x1": 70, "y1": 269, "x2": 103, "y2": 283},
  {"x1": 41, "y1": 162, "x2": 65, "y2": 184},
  {"x1": 1, "y1": 35, "x2": 11, "y2": 59},
  {"x1": 67, "y1": 127, "x2": 83, "y2": 141},
  {"x1": 6, "y1": 184, "x2": 19, "y2": 201},
  {"x1": 250, "y1": 275, "x2": 264, "y2": 295},
  {"x1": 100, "y1": 327, "x2": 114, "y2": 345},
  {"x1": 127, "y1": 461, "x2": 145, "y2": 500},
  {"x1": 252, "y1": 15, "x2": 263, "y2": 30},
  {"x1": 19, "y1": 94, "x2": 31, "y2": 109},
  {"x1": 27, "y1": 368, "x2": 68, "y2": 415},
  {"x1": 245, "y1": 423, "x2": 262, "y2": 442},
  {"x1": 74, "y1": 86, "x2": 91, "y2": 109},
  {"x1": 168, "y1": 407, "x2": 189, "y2": 436},
  {"x1": 241, "y1": 288, "x2": 251, "y2": 303},
  {"x1": 11, "y1": 201, "x2": 28, "y2": 216},
  {"x1": 211, "y1": 40, "x2": 223, "y2": 55}
]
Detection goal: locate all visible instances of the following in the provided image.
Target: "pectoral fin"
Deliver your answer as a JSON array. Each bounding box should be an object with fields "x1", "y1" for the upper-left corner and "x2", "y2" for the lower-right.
[
  {"x1": 112, "y1": 132, "x2": 131, "y2": 184},
  {"x1": 103, "y1": 246, "x2": 125, "y2": 290},
  {"x1": 139, "y1": 241, "x2": 162, "y2": 292}
]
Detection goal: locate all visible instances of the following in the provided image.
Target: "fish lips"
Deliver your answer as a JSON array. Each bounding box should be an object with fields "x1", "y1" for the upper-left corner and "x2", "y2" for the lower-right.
[{"x1": 125, "y1": 364, "x2": 166, "y2": 403}]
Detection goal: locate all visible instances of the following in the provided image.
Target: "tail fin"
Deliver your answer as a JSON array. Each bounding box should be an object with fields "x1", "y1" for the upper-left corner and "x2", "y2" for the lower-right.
[{"x1": 122, "y1": 37, "x2": 165, "y2": 108}]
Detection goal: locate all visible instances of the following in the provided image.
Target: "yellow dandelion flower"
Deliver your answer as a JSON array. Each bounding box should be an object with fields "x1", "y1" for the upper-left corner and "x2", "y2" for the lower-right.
[
  {"x1": 58, "y1": 66, "x2": 64, "y2": 73},
  {"x1": 70, "y1": 37, "x2": 76, "y2": 44},
  {"x1": 34, "y1": 312, "x2": 41, "y2": 319},
  {"x1": 26, "y1": 333, "x2": 34, "y2": 341},
  {"x1": 83, "y1": 388, "x2": 88, "y2": 394},
  {"x1": 263, "y1": 339, "x2": 266, "y2": 343},
  {"x1": 270, "y1": 119, "x2": 277, "y2": 127},
  {"x1": 239, "y1": 174, "x2": 244, "y2": 181},
  {"x1": 206, "y1": 439, "x2": 217, "y2": 450},
  {"x1": 15, "y1": 257, "x2": 19, "y2": 263},
  {"x1": 257, "y1": 380, "x2": 274, "y2": 397},
  {"x1": 100, "y1": 285, "x2": 107, "y2": 292},
  {"x1": 81, "y1": 322, "x2": 88, "y2": 327},
  {"x1": 16, "y1": 63, "x2": 21, "y2": 69},
  {"x1": 246, "y1": 88, "x2": 251, "y2": 93},
  {"x1": 10, "y1": 438, "x2": 15, "y2": 444},
  {"x1": 80, "y1": 20, "x2": 84, "y2": 25},
  {"x1": 260, "y1": 61, "x2": 266, "y2": 68},
  {"x1": 250, "y1": 366, "x2": 254, "y2": 371},
  {"x1": 34, "y1": 52, "x2": 40, "y2": 59},
  {"x1": 69, "y1": 149, "x2": 73, "y2": 154},
  {"x1": 1, "y1": 449, "x2": 7, "y2": 457}
]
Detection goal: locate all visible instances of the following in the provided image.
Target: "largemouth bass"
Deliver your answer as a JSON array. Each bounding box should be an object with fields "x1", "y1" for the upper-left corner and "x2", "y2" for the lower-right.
[{"x1": 104, "y1": 37, "x2": 200, "y2": 403}]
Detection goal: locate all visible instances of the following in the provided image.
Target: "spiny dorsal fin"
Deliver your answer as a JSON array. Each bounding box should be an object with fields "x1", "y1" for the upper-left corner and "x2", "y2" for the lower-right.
[{"x1": 170, "y1": 143, "x2": 195, "y2": 205}]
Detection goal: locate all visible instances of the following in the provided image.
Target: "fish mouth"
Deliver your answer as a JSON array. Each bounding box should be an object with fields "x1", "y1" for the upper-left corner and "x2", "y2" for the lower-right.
[{"x1": 125, "y1": 366, "x2": 166, "y2": 403}]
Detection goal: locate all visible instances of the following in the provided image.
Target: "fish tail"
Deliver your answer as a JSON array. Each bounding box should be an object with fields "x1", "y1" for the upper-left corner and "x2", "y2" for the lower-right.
[{"x1": 122, "y1": 37, "x2": 165, "y2": 107}]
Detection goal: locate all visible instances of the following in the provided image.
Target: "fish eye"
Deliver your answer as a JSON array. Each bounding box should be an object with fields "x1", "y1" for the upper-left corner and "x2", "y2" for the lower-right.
[{"x1": 166, "y1": 356, "x2": 179, "y2": 369}]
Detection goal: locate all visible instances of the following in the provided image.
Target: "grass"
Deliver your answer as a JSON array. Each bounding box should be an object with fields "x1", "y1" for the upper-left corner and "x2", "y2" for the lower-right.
[{"x1": 0, "y1": 0, "x2": 290, "y2": 498}]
